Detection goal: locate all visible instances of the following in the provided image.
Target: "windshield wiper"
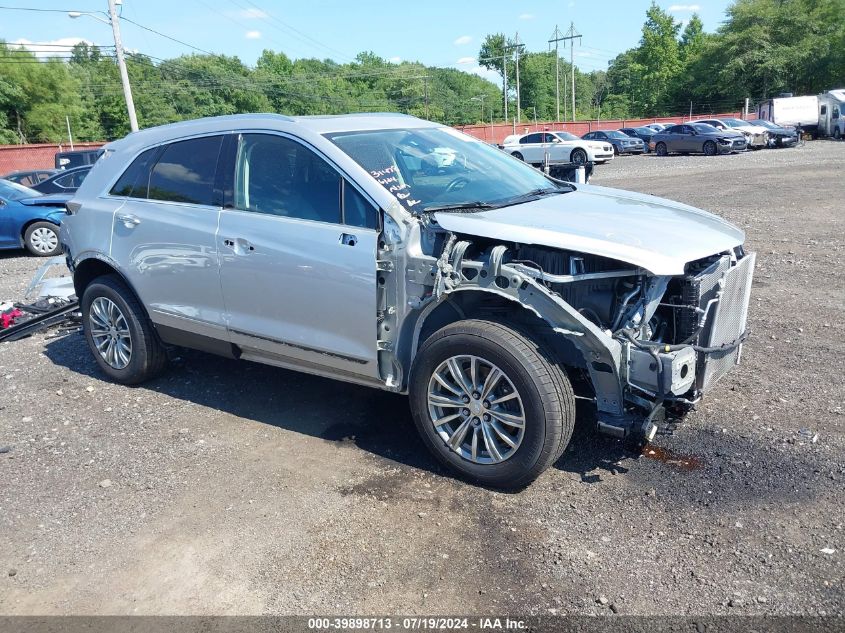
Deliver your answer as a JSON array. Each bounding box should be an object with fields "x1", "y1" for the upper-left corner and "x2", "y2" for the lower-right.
[
  {"x1": 500, "y1": 186, "x2": 571, "y2": 205},
  {"x1": 424, "y1": 201, "x2": 498, "y2": 213}
]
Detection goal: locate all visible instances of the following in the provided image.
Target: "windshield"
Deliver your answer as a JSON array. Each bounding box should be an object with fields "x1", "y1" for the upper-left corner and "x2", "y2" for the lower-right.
[
  {"x1": 723, "y1": 118, "x2": 748, "y2": 127},
  {"x1": 326, "y1": 127, "x2": 568, "y2": 213},
  {"x1": 552, "y1": 131, "x2": 579, "y2": 141},
  {"x1": 0, "y1": 179, "x2": 40, "y2": 201},
  {"x1": 692, "y1": 123, "x2": 720, "y2": 134},
  {"x1": 604, "y1": 131, "x2": 630, "y2": 139},
  {"x1": 633, "y1": 127, "x2": 654, "y2": 134}
]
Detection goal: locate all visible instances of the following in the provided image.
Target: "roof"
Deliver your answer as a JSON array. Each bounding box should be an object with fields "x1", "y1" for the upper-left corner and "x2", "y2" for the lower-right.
[{"x1": 104, "y1": 112, "x2": 439, "y2": 153}]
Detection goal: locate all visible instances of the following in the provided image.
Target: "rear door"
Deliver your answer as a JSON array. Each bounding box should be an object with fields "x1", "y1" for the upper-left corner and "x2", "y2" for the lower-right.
[
  {"x1": 518, "y1": 133, "x2": 544, "y2": 162},
  {"x1": 216, "y1": 132, "x2": 381, "y2": 378},
  {"x1": 108, "y1": 135, "x2": 228, "y2": 341}
]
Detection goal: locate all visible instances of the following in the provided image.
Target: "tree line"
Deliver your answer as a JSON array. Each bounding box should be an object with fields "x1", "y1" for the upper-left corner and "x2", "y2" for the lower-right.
[{"x1": 0, "y1": 0, "x2": 842, "y2": 144}]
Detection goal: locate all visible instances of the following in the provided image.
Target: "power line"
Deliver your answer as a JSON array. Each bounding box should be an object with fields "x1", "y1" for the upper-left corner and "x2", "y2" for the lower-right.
[{"x1": 119, "y1": 15, "x2": 215, "y2": 56}]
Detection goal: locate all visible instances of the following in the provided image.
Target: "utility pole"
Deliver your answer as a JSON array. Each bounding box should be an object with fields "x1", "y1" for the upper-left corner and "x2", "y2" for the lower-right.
[
  {"x1": 71, "y1": 1, "x2": 138, "y2": 132},
  {"x1": 502, "y1": 49, "x2": 508, "y2": 122},
  {"x1": 424, "y1": 75, "x2": 429, "y2": 119},
  {"x1": 561, "y1": 22, "x2": 582, "y2": 122},
  {"x1": 471, "y1": 94, "x2": 485, "y2": 123},
  {"x1": 512, "y1": 32, "x2": 524, "y2": 124},
  {"x1": 107, "y1": 0, "x2": 138, "y2": 132},
  {"x1": 549, "y1": 25, "x2": 565, "y2": 122}
]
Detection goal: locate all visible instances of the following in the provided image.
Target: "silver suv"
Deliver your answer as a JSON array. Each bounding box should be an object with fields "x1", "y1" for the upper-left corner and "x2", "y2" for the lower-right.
[{"x1": 61, "y1": 113, "x2": 755, "y2": 488}]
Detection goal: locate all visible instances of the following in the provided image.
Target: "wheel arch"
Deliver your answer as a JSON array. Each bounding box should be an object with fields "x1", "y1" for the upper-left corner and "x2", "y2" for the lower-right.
[
  {"x1": 72, "y1": 256, "x2": 151, "y2": 321},
  {"x1": 20, "y1": 217, "x2": 60, "y2": 242},
  {"x1": 404, "y1": 288, "x2": 587, "y2": 389}
]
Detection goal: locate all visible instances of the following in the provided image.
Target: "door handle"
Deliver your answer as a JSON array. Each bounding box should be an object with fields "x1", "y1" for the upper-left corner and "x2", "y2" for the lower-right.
[
  {"x1": 222, "y1": 237, "x2": 255, "y2": 254},
  {"x1": 116, "y1": 213, "x2": 140, "y2": 228},
  {"x1": 339, "y1": 233, "x2": 357, "y2": 247}
]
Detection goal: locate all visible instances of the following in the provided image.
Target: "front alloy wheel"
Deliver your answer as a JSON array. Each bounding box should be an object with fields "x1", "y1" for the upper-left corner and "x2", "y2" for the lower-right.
[
  {"x1": 428, "y1": 355, "x2": 525, "y2": 464},
  {"x1": 410, "y1": 319, "x2": 575, "y2": 488}
]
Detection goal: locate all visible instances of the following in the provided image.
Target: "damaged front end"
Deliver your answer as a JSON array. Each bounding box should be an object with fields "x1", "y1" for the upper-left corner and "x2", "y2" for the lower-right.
[{"x1": 384, "y1": 215, "x2": 755, "y2": 443}]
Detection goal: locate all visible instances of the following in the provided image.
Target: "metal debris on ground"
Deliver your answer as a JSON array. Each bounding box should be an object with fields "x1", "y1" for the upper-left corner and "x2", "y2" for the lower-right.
[{"x1": 0, "y1": 256, "x2": 80, "y2": 343}]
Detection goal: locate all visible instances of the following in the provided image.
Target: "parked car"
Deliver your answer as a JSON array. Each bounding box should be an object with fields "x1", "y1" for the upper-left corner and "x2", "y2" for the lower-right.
[
  {"x1": 693, "y1": 118, "x2": 769, "y2": 149},
  {"x1": 502, "y1": 131, "x2": 613, "y2": 166},
  {"x1": 30, "y1": 165, "x2": 92, "y2": 194},
  {"x1": 61, "y1": 113, "x2": 755, "y2": 488},
  {"x1": 619, "y1": 126, "x2": 656, "y2": 153},
  {"x1": 0, "y1": 179, "x2": 69, "y2": 256},
  {"x1": 747, "y1": 119, "x2": 799, "y2": 147},
  {"x1": 55, "y1": 148, "x2": 103, "y2": 169},
  {"x1": 1, "y1": 169, "x2": 59, "y2": 187},
  {"x1": 582, "y1": 130, "x2": 645, "y2": 155},
  {"x1": 651, "y1": 123, "x2": 748, "y2": 156}
]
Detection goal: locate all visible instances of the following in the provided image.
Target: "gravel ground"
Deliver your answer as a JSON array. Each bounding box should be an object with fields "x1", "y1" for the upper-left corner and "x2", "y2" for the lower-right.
[{"x1": 0, "y1": 141, "x2": 843, "y2": 616}]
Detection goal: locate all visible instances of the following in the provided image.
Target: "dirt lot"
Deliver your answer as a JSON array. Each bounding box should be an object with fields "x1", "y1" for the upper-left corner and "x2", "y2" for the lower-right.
[{"x1": 0, "y1": 141, "x2": 843, "y2": 616}]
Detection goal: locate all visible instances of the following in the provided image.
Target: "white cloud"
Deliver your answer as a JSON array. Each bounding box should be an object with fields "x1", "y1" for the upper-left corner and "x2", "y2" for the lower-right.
[
  {"x1": 454, "y1": 35, "x2": 473, "y2": 46},
  {"x1": 11, "y1": 37, "x2": 93, "y2": 58},
  {"x1": 568, "y1": 1, "x2": 575, "y2": 7},
  {"x1": 245, "y1": 30, "x2": 262, "y2": 40},
  {"x1": 238, "y1": 8, "x2": 268, "y2": 19},
  {"x1": 668, "y1": 4, "x2": 701, "y2": 11},
  {"x1": 388, "y1": 56, "x2": 402, "y2": 63},
  {"x1": 574, "y1": 50, "x2": 593, "y2": 58},
  {"x1": 456, "y1": 56, "x2": 476, "y2": 65},
  {"x1": 518, "y1": 13, "x2": 535, "y2": 20}
]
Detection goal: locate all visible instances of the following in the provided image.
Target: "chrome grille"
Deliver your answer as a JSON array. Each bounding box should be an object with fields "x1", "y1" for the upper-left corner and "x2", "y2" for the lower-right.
[{"x1": 700, "y1": 252, "x2": 756, "y2": 390}]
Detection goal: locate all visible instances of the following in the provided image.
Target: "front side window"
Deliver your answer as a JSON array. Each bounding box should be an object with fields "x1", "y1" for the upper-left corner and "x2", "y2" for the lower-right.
[
  {"x1": 234, "y1": 133, "x2": 345, "y2": 224},
  {"x1": 147, "y1": 136, "x2": 223, "y2": 205}
]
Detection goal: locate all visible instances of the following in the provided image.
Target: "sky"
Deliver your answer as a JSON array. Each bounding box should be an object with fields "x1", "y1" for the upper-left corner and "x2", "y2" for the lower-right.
[{"x1": 0, "y1": 1, "x2": 733, "y2": 83}]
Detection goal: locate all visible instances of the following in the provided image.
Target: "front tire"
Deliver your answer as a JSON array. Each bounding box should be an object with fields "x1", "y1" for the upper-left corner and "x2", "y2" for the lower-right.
[
  {"x1": 703, "y1": 140, "x2": 717, "y2": 156},
  {"x1": 655, "y1": 142, "x2": 668, "y2": 156},
  {"x1": 570, "y1": 148, "x2": 587, "y2": 165},
  {"x1": 81, "y1": 275, "x2": 168, "y2": 384},
  {"x1": 511, "y1": 151, "x2": 524, "y2": 161},
  {"x1": 409, "y1": 320, "x2": 575, "y2": 489},
  {"x1": 24, "y1": 221, "x2": 60, "y2": 257}
]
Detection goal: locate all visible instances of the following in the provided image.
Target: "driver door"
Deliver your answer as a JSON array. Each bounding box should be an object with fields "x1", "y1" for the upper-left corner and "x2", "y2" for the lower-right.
[{"x1": 217, "y1": 132, "x2": 382, "y2": 378}]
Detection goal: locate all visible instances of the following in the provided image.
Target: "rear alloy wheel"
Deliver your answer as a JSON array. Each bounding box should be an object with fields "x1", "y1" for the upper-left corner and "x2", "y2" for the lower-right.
[
  {"x1": 703, "y1": 140, "x2": 717, "y2": 156},
  {"x1": 511, "y1": 151, "x2": 524, "y2": 161},
  {"x1": 410, "y1": 319, "x2": 575, "y2": 489},
  {"x1": 24, "y1": 221, "x2": 60, "y2": 257},
  {"x1": 570, "y1": 148, "x2": 587, "y2": 165},
  {"x1": 655, "y1": 142, "x2": 668, "y2": 157},
  {"x1": 82, "y1": 275, "x2": 169, "y2": 384}
]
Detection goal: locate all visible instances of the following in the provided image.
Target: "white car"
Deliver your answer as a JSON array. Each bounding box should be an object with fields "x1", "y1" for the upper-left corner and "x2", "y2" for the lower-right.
[
  {"x1": 694, "y1": 118, "x2": 769, "y2": 149},
  {"x1": 502, "y1": 131, "x2": 614, "y2": 166}
]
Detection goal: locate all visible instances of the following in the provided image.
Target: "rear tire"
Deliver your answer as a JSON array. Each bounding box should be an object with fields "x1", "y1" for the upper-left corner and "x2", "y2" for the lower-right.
[
  {"x1": 511, "y1": 151, "x2": 524, "y2": 161},
  {"x1": 570, "y1": 148, "x2": 587, "y2": 165},
  {"x1": 81, "y1": 275, "x2": 168, "y2": 384},
  {"x1": 835, "y1": 128, "x2": 842, "y2": 140},
  {"x1": 23, "y1": 221, "x2": 60, "y2": 257},
  {"x1": 409, "y1": 319, "x2": 575, "y2": 489},
  {"x1": 655, "y1": 142, "x2": 668, "y2": 157},
  {"x1": 703, "y1": 140, "x2": 717, "y2": 156}
]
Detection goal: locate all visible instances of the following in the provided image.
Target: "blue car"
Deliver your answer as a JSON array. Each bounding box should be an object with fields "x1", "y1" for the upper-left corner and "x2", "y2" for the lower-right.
[{"x1": 0, "y1": 179, "x2": 70, "y2": 256}]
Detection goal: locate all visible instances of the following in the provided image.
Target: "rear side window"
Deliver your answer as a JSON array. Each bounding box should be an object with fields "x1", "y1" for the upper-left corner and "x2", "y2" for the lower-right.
[
  {"x1": 110, "y1": 148, "x2": 158, "y2": 198},
  {"x1": 148, "y1": 136, "x2": 223, "y2": 205}
]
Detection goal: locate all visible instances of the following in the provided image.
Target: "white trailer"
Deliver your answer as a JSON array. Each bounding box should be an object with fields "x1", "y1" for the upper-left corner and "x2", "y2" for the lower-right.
[
  {"x1": 757, "y1": 95, "x2": 819, "y2": 130},
  {"x1": 818, "y1": 89, "x2": 845, "y2": 139}
]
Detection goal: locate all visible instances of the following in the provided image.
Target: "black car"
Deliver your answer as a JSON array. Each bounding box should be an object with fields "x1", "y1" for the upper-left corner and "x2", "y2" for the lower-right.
[
  {"x1": 651, "y1": 123, "x2": 747, "y2": 156},
  {"x1": 748, "y1": 119, "x2": 799, "y2": 147},
  {"x1": 1, "y1": 169, "x2": 59, "y2": 187},
  {"x1": 582, "y1": 130, "x2": 645, "y2": 155},
  {"x1": 54, "y1": 148, "x2": 103, "y2": 169},
  {"x1": 30, "y1": 166, "x2": 91, "y2": 194},
  {"x1": 619, "y1": 126, "x2": 656, "y2": 153}
]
